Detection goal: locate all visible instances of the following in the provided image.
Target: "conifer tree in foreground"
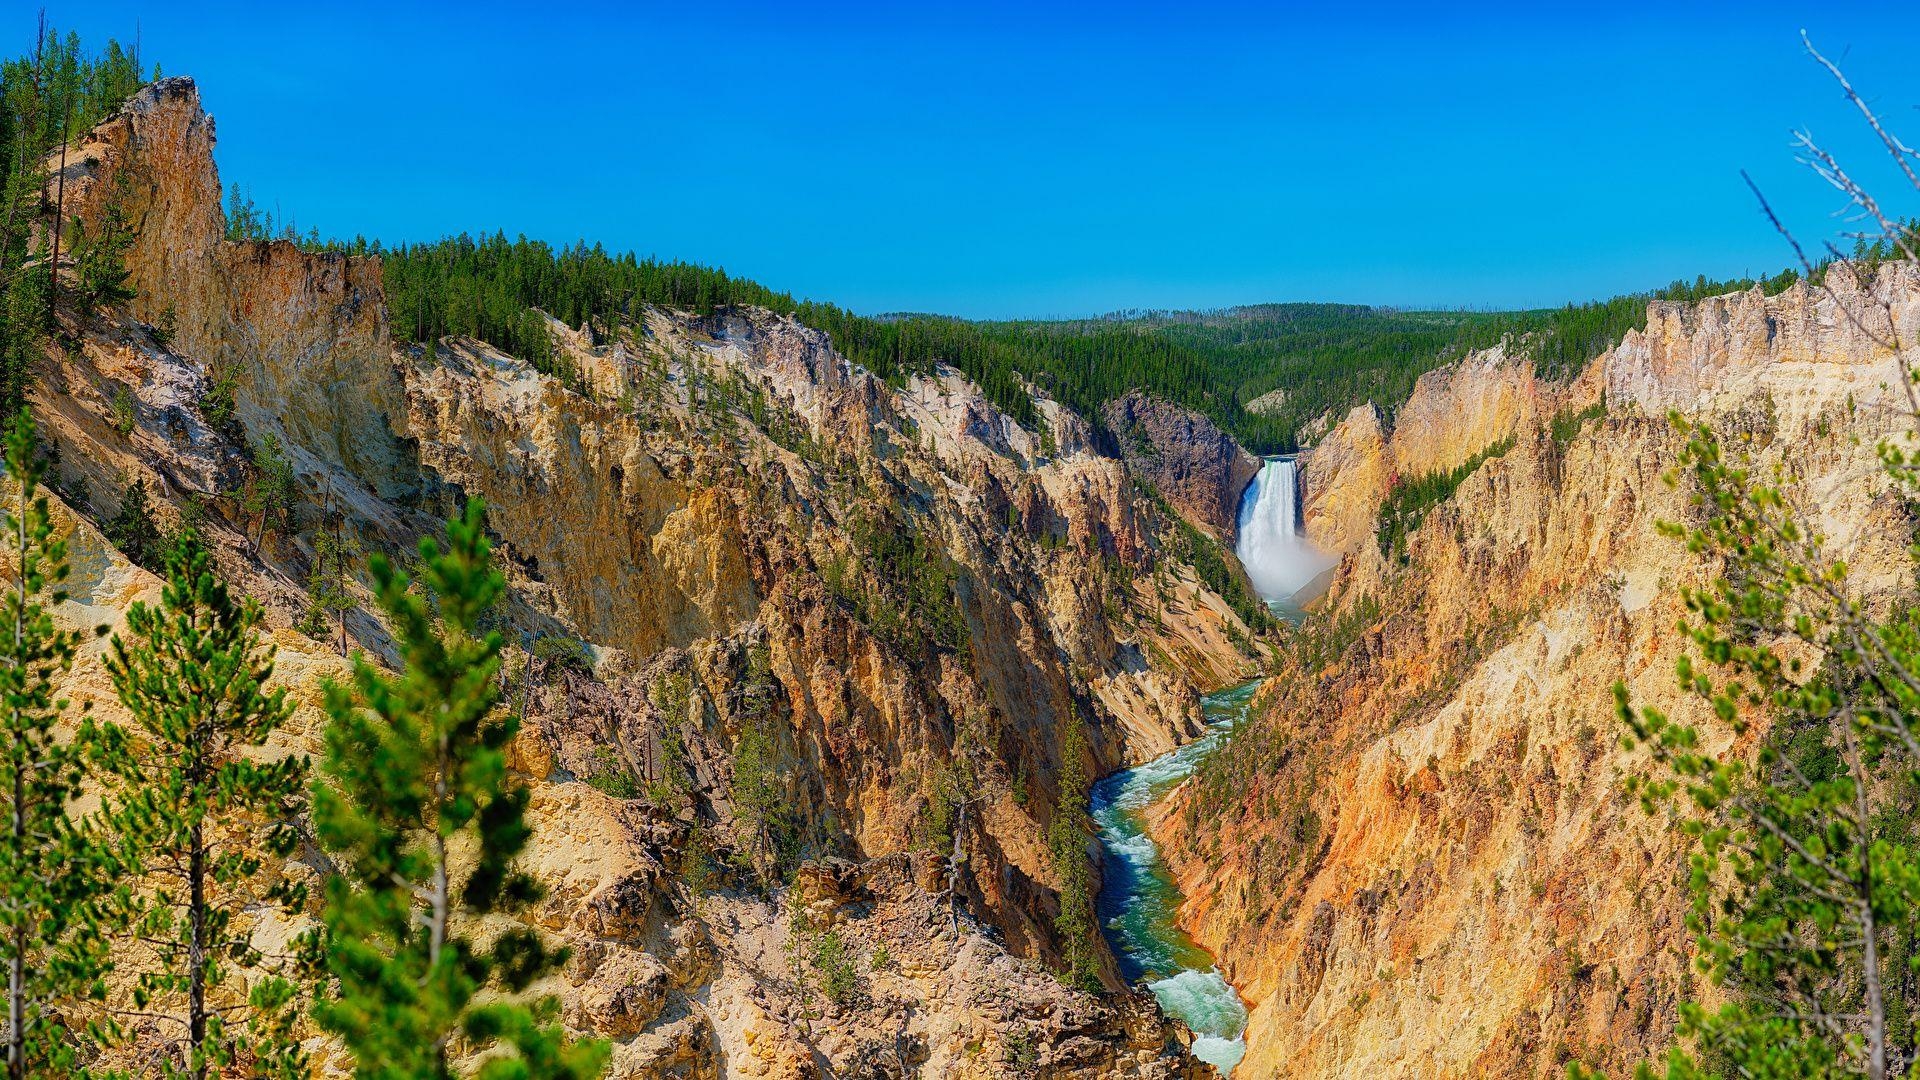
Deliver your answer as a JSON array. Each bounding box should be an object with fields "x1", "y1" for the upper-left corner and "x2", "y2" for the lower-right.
[
  {"x1": 0, "y1": 410, "x2": 117, "y2": 1079},
  {"x1": 313, "y1": 498, "x2": 608, "y2": 1080},
  {"x1": 102, "y1": 530, "x2": 308, "y2": 1080}
]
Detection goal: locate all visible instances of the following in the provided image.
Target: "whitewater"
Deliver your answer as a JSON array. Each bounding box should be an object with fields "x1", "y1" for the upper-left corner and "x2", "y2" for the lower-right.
[
  {"x1": 1090, "y1": 681, "x2": 1260, "y2": 1075},
  {"x1": 1236, "y1": 456, "x2": 1334, "y2": 607}
]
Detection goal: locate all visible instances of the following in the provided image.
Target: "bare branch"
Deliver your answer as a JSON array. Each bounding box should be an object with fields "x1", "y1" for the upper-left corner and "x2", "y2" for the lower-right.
[{"x1": 1802, "y1": 30, "x2": 1920, "y2": 194}]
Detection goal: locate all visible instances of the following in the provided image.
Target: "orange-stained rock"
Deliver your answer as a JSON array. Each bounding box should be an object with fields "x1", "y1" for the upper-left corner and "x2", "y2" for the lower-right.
[
  {"x1": 1160, "y1": 265, "x2": 1920, "y2": 1078},
  {"x1": 49, "y1": 78, "x2": 1243, "y2": 1079}
]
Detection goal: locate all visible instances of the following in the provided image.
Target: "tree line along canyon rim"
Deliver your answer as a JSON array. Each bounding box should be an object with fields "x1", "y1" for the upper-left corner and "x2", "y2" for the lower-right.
[{"x1": 2, "y1": 14, "x2": 1920, "y2": 1080}]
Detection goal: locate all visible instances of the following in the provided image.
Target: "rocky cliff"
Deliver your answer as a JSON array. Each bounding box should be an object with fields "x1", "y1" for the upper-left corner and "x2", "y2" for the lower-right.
[
  {"x1": 57, "y1": 72, "x2": 1909, "y2": 1080},
  {"x1": 44, "y1": 79, "x2": 1269, "y2": 1078},
  {"x1": 1158, "y1": 268, "x2": 1920, "y2": 1077},
  {"x1": 1299, "y1": 342, "x2": 1604, "y2": 558},
  {"x1": 1102, "y1": 391, "x2": 1261, "y2": 542}
]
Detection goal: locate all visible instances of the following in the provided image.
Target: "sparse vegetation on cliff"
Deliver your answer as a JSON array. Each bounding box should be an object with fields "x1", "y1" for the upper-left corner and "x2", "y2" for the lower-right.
[
  {"x1": 824, "y1": 504, "x2": 970, "y2": 659},
  {"x1": 1548, "y1": 402, "x2": 1607, "y2": 447},
  {"x1": 1133, "y1": 477, "x2": 1276, "y2": 634},
  {"x1": 1375, "y1": 435, "x2": 1516, "y2": 563}
]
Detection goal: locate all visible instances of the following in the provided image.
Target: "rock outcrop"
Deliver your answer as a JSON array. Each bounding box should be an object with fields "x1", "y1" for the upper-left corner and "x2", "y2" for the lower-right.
[
  {"x1": 1103, "y1": 391, "x2": 1261, "y2": 541},
  {"x1": 1297, "y1": 403, "x2": 1389, "y2": 558}
]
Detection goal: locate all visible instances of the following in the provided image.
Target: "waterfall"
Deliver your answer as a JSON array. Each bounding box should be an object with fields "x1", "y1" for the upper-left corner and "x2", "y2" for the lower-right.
[{"x1": 1235, "y1": 457, "x2": 1334, "y2": 606}]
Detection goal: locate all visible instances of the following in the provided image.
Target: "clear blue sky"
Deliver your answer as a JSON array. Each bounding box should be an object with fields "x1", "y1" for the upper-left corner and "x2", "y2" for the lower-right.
[{"x1": 41, "y1": 1, "x2": 1920, "y2": 318}]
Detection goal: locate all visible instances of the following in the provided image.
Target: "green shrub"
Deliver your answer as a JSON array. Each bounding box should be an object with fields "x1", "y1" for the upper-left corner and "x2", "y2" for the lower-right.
[
  {"x1": 110, "y1": 384, "x2": 137, "y2": 434},
  {"x1": 583, "y1": 745, "x2": 641, "y2": 799},
  {"x1": 533, "y1": 633, "x2": 593, "y2": 674},
  {"x1": 810, "y1": 930, "x2": 859, "y2": 1005},
  {"x1": 1549, "y1": 403, "x2": 1605, "y2": 447},
  {"x1": 106, "y1": 478, "x2": 164, "y2": 572},
  {"x1": 199, "y1": 365, "x2": 242, "y2": 444},
  {"x1": 1376, "y1": 437, "x2": 1515, "y2": 563}
]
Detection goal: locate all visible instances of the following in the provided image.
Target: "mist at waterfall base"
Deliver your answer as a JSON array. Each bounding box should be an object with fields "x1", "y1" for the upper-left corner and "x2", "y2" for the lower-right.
[
  {"x1": 1081, "y1": 464, "x2": 1320, "y2": 1074},
  {"x1": 1091, "y1": 682, "x2": 1259, "y2": 1075},
  {"x1": 1236, "y1": 457, "x2": 1335, "y2": 610}
]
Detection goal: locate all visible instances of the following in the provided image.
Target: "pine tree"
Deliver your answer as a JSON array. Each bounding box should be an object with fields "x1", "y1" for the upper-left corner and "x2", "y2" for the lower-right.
[
  {"x1": 312, "y1": 498, "x2": 608, "y2": 1080},
  {"x1": 0, "y1": 409, "x2": 118, "y2": 1078},
  {"x1": 297, "y1": 496, "x2": 358, "y2": 656},
  {"x1": 0, "y1": 36, "x2": 50, "y2": 419},
  {"x1": 1047, "y1": 711, "x2": 1101, "y2": 993},
  {"x1": 1577, "y1": 415, "x2": 1920, "y2": 1080},
  {"x1": 239, "y1": 435, "x2": 293, "y2": 559},
  {"x1": 101, "y1": 529, "x2": 308, "y2": 1080},
  {"x1": 728, "y1": 710, "x2": 793, "y2": 885},
  {"x1": 105, "y1": 478, "x2": 162, "y2": 572},
  {"x1": 66, "y1": 162, "x2": 135, "y2": 322}
]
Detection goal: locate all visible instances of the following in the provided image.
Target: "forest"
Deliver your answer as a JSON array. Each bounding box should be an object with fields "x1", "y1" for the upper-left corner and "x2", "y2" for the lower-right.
[
  {"x1": 231, "y1": 192, "x2": 1818, "y2": 455},
  {"x1": 250, "y1": 217, "x2": 1812, "y2": 455},
  {"x1": 0, "y1": 22, "x2": 152, "y2": 412}
]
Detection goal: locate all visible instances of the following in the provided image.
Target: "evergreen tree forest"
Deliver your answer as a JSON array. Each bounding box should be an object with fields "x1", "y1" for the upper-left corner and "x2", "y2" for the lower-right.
[
  {"x1": 0, "y1": 20, "x2": 152, "y2": 413},
  {"x1": 323, "y1": 226, "x2": 1813, "y2": 454}
]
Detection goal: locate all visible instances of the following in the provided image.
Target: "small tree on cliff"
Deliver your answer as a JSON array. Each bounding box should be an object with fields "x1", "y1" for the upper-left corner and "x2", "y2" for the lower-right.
[
  {"x1": 66, "y1": 159, "x2": 137, "y2": 322},
  {"x1": 239, "y1": 435, "x2": 294, "y2": 559},
  {"x1": 1048, "y1": 711, "x2": 1101, "y2": 993},
  {"x1": 298, "y1": 491, "x2": 359, "y2": 656},
  {"x1": 102, "y1": 530, "x2": 308, "y2": 1080},
  {"x1": 1578, "y1": 38, "x2": 1920, "y2": 1080},
  {"x1": 0, "y1": 409, "x2": 119, "y2": 1079},
  {"x1": 106, "y1": 478, "x2": 163, "y2": 573},
  {"x1": 311, "y1": 498, "x2": 608, "y2": 1080}
]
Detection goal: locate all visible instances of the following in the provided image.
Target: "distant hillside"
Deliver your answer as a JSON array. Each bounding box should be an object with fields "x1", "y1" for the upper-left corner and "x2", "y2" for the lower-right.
[
  {"x1": 979, "y1": 304, "x2": 1515, "y2": 452},
  {"x1": 238, "y1": 197, "x2": 1816, "y2": 458}
]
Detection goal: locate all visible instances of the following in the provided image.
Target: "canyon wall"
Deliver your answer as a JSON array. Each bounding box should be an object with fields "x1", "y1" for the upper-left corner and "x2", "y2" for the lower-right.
[
  {"x1": 1103, "y1": 390, "x2": 1262, "y2": 542},
  {"x1": 56, "y1": 71, "x2": 1916, "y2": 1080},
  {"x1": 1162, "y1": 268, "x2": 1920, "y2": 1077},
  {"x1": 47, "y1": 79, "x2": 1265, "y2": 1078}
]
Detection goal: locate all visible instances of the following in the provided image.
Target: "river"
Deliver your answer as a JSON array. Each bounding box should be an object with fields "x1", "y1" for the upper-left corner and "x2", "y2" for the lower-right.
[{"x1": 1090, "y1": 680, "x2": 1259, "y2": 1075}]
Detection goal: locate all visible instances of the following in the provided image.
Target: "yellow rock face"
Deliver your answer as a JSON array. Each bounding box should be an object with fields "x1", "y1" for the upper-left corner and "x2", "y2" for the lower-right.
[
  {"x1": 1160, "y1": 267, "x2": 1920, "y2": 1078},
  {"x1": 1299, "y1": 403, "x2": 1389, "y2": 558},
  {"x1": 50, "y1": 79, "x2": 1252, "y2": 1077}
]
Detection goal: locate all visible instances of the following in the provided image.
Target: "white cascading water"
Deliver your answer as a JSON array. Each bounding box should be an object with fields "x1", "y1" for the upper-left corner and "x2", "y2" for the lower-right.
[{"x1": 1235, "y1": 457, "x2": 1334, "y2": 605}]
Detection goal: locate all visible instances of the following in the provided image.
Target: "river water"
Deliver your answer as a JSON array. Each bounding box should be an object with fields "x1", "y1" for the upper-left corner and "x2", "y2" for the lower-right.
[{"x1": 1090, "y1": 680, "x2": 1259, "y2": 1075}]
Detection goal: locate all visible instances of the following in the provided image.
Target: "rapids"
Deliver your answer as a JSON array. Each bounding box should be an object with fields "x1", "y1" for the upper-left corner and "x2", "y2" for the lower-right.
[{"x1": 1090, "y1": 681, "x2": 1259, "y2": 1075}]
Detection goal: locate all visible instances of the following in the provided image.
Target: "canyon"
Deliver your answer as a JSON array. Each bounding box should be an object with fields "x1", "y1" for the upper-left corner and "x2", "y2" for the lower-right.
[
  {"x1": 49, "y1": 77, "x2": 1262, "y2": 1078},
  {"x1": 1159, "y1": 266, "x2": 1920, "y2": 1077},
  {"x1": 36, "y1": 70, "x2": 1920, "y2": 1080}
]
